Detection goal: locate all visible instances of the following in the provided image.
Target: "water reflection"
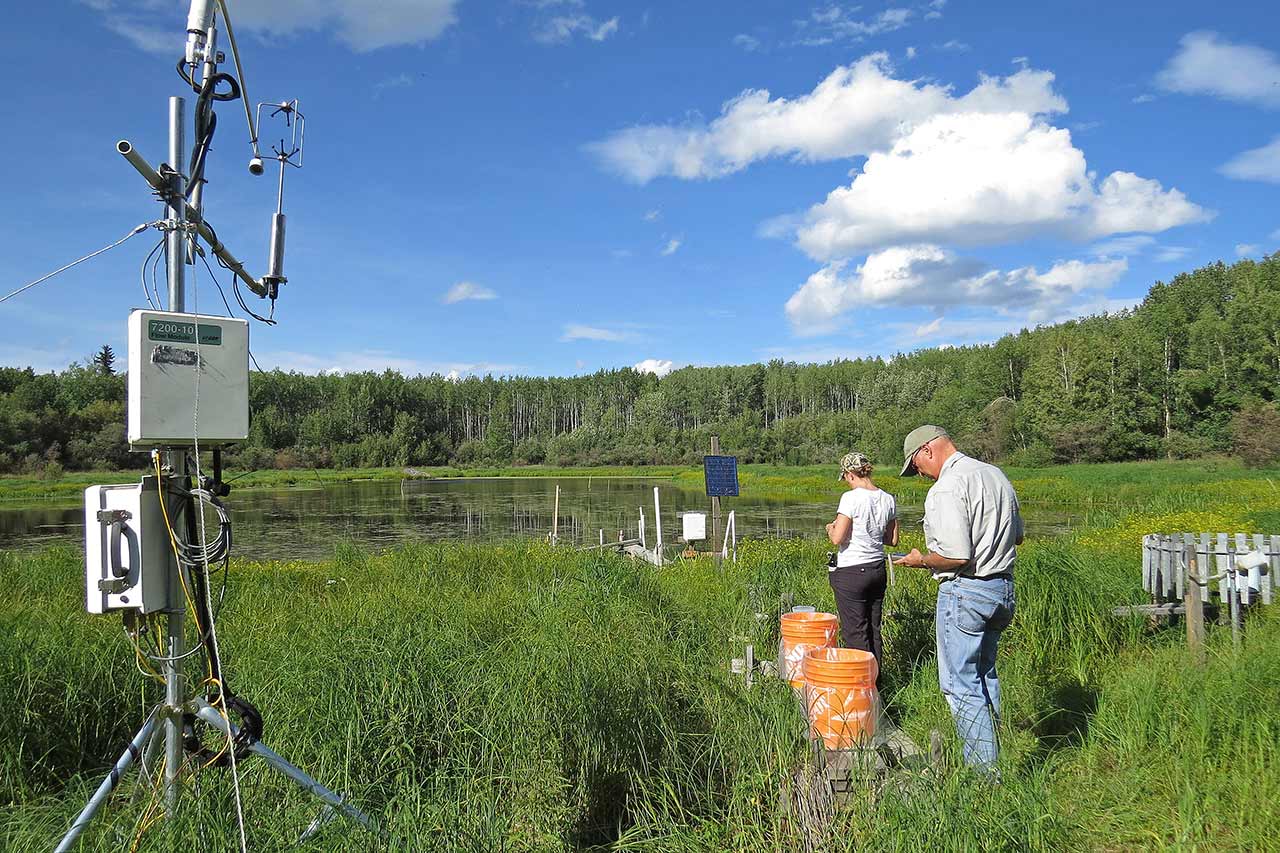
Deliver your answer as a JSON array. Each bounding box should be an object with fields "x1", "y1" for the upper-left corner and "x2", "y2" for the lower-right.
[{"x1": 0, "y1": 476, "x2": 1069, "y2": 561}]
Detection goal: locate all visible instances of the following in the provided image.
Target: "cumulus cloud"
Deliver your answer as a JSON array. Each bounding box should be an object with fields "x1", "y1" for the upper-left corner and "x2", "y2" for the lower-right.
[
  {"x1": 442, "y1": 281, "x2": 497, "y2": 304},
  {"x1": 535, "y1": 14, "x2": 619, "y2": 44},
  {"x1": 586, "y1": 54, "x2": 1066, "y2": 183},
  {"x1": 1236, "y1": 243, "x2": 1260, "y2": 258},
  {"x1": 633, "y1": 358, "x2": 675, "y2": 377},
  {"x1": 88, "y1": 0, "x2": 459, "y2": 53},
  {"x1": 561, "y1": 324, "x2": 633, "y2": 342},
  {"x1": 1156, "y1": 31, "x2": 1280, "y2": 108},
  {"x1": 792, "y1": 112, "x2": 1208, "y2": 259},
  {"x1": 783, "y1": 245, "x2": 1127, "y2": 335},
  {"x1": 1220, "y1": 136, "x2": 1280, "y2": 184},
  {"x1": 732, "y1": 33, "x2": 761, "y2": 52},
  {"x1": 660, "y1": 238, "x2": 682, "y2": 256}
]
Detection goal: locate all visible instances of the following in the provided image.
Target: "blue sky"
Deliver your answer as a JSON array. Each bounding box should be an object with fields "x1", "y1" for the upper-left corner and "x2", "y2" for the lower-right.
[{"x1": 1, "y1": 0, "x2": 1277, "y2": 378}]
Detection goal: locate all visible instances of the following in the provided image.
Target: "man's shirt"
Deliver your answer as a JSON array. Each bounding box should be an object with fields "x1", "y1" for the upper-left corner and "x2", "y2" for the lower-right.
[{"x1": 924, "y1": 452, "x2": 1023, "y2": 580}]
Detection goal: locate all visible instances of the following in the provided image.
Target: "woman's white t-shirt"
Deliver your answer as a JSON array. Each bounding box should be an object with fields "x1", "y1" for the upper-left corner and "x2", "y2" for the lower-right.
[{"x1": 835, "y1": 488, "x2": 896, "y2": 568}]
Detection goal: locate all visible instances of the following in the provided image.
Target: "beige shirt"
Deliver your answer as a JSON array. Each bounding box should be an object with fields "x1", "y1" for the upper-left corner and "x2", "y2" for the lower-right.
[{"x1": 924, "y1": 452, "x2": 1023, "y2": 580}]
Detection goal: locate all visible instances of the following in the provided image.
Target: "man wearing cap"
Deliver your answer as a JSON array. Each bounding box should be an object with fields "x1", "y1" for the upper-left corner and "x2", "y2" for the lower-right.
[{"x1": 892, "y1": 426, "x2": 1023, "y2": 773}]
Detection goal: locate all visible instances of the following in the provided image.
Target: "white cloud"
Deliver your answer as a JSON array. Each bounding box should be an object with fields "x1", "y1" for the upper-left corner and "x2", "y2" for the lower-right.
[
  {"x1": 535, "y1": 14, "x2": 619, "y2": 44},
  {"x1": 1271, "y1": 227, "x2": 1280, "y2": 242},
  {"x1": 441, "y1": 281, "x2": 497, "y2": 304},
  {"x1": 1236, "y1": 243, "x2": 1260, "y2": 258},
  {"x1": 732, "y1": 33, "x2": 761, "y2": 52},
  {"x1": 643, "y1": 209, "x2": 661, "y2": 222},
  {"x1": 660, "y1": 238, "x2": 682, "y2": 256},
  {"x1": 89, "y1": 0, "x2": 460, "y2": 53},
  {"x1": 905, "y1": 46, "x2": 917, "y2": 60},
  {"x1": 1012, "y1": 56, "x2": 1029, "y2": 67},
  {"x1": 1153, "y1": 245, "x2": 1192, "y2": 263},
  {"x1": 560, "y1": 324, "x2": 633, "y2": 342},
  {"x1": 783, "y1": 244, "x2": 1128, "y2": 335},
  {"x1": 793, "y1": 7, "x2": 915, "y2": 46},
  {"x1": 938, "y1": 40, "x2": 970, "y2": 53},
  {"x1": 633, "y1": 358, "x2": 675, "y2": 377},
  {"x1": 793, "y1": 112, "x2": 1209, "y2": 259},
  {"x1": 914, "y1": 317, "x2": 944, "y2": 337},
  {"x1": 1131, "y1": 93, "x2": 1157, "y2": 104},
  {"x1": 1089, "y1": 235, "x2": 1156, "y2": 257},
  {"x1": 1155, "y1": 31, "x2": 1280, "y2": 109},
  {"x1": 1220, "y1": 136, "x2": 1280, "y2": 184},
  {"x1": 258, "y1": 350, "x2": 517, "y2": 377},
  {"x1": 587, "y1": 53, "x2": 1066, "y2": 183}
]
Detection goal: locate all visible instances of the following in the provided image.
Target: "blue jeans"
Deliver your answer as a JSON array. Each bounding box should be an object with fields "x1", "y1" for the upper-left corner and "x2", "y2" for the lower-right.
[{"x1": 936, "y1": 575, "x2": 1015, "y2": 772}]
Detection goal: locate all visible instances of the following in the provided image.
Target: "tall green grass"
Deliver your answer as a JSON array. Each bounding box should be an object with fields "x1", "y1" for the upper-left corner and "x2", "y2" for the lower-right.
[{"x1": 3, "y1": 531, "x2": 1278, "y2": 850}]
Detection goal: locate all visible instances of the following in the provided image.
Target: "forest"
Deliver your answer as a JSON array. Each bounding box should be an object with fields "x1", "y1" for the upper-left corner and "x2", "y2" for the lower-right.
[{"x1": 2, "y1": 254, "x2": 1278, "y2": 474}]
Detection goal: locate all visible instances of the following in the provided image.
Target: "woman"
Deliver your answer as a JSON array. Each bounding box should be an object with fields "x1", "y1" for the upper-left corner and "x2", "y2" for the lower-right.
[{"x1": 825, "y1": 451, "x2": 898, "y2": 685}]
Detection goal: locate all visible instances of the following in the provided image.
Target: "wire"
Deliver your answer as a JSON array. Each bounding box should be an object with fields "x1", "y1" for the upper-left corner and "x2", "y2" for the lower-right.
[
  {"x1": 1, "y1": 223, "x2": 151, "y2": 305},
  {"x1": 191, "y1": 246, "x2": 249, "y2": 853},
  {"x1": 140, "y1": 236, "x2": 164, "y2": 310},
  {"x1": 149, "y1": 238, "x2": 166, "y2": 309},
  {"x1": 215, "y1": 0, "x2": 260, "y2": 160},
  {"x1": 196, "y1": 247, "x2": 237, "y2": 318}
]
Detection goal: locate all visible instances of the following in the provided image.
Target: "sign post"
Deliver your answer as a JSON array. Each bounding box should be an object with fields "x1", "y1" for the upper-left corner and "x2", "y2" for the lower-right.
[{"x1": 703, "y1": 441, "x2": 739, "y2": 567}]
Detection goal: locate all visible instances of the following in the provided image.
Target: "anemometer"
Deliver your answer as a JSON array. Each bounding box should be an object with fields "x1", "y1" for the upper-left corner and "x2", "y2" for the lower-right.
[{"x1": 41, "y1": 1, "x2": 379, "y2": 849}]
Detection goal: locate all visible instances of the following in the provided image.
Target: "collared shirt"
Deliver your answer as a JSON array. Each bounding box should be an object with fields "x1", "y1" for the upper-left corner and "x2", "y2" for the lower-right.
[{"x1": 924, "y1": 452, "x2": 1023, "y2": 580}]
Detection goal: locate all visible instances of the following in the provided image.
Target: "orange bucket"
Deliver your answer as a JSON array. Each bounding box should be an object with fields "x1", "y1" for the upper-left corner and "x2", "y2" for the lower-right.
[
  {"x1": 802, "y1": 647, "x2": 879, "y2": 749},
  {"x1": 779, "y1": 611, "x2": 839, "y2": 687}
]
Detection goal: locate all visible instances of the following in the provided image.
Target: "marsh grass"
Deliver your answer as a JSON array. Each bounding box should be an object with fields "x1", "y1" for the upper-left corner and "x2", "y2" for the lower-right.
[{"x1": 4, "y1": 524, "x2": 1279, "y2": 851}]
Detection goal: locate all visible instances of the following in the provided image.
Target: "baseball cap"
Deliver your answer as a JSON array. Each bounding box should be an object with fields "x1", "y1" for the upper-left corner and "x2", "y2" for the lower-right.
[
  {"x1": 900, "y1": 425, "x2": 949, "y2": 476},
  {"x1": 837, "y1": 451, "x2": 871, "y2": 480}
]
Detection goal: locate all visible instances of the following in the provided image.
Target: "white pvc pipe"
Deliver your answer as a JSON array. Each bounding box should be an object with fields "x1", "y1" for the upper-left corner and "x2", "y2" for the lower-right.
[{"x1": 653, "y1": 487, "x2": 662, "y2": 560}]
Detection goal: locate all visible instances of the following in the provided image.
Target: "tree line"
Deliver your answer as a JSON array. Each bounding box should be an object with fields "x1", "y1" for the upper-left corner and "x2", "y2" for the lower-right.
[{"x1": 3, "y1": 255, "x2": 1279, "y2": 476}]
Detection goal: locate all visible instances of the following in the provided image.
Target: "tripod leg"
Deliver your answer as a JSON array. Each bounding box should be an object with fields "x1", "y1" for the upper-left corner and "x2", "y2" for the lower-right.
[
  {"x1": 56, "y1": 710, "x2": 160, "y2": 853},
  {"x1": 194, "y1": 701, "x2": 378, "y2": 835}
]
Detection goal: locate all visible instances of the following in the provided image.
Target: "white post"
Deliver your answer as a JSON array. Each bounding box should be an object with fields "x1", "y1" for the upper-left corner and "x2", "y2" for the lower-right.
[
  {"x1": 550, "y1": 485, "x2": 560, "y2": 544},
  {"x1": 653, "y1": 487, "x2": 663, "y2": 563},
  {"x1": 639, "y1": 506, "x2": 646, "y2": 549}
]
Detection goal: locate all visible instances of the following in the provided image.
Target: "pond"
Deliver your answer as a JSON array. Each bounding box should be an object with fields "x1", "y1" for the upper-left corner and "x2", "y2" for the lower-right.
[{"x1": 0, "y1": 476, "x2": 1072, "y2": 560}]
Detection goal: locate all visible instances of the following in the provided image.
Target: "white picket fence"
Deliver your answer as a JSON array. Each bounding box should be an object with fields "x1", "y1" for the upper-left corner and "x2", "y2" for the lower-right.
[{"x1": 1142, "y1": 533, "x2": 1275, "y2": 606}]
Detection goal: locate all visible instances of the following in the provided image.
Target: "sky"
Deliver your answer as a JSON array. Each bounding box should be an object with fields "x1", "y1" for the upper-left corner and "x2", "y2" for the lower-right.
[{"x1": 1, "y1": 0, "x2": 1278, "y2": 379}]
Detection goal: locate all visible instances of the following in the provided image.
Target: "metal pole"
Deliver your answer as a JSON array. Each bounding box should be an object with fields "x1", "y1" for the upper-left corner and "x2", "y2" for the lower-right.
[
  {"x1": 55, "y1": 713, "x2": 159, "y2": 852},
  {"x1": 194, "y1": 701, "x2": 378, "y2": 834},
  {"x1": 163, "y1": 95, "x2": 187, "y2": 812},
  {"x1": 710, "y1": 435, "x2": 722, "y2": 567}
]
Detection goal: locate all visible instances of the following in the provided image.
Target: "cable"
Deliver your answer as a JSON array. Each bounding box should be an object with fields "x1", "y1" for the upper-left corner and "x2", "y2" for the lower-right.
[
  {"x1": 196, "y1": 247, "x2": 238, "y2": 318},
  {"x1": 1, "y1": 223, "x2": 151, "y2": 305},
  {"x1": 190, "y1": 246, "x2": 249, "y2": 853},
  {"x1": 149, "y1": 238, "x2": 165, "y2": 309},
  {"x1": 215, "y1": 0, "x2": 260, "y2": 160},
  {"x1": 140, "y1": 236, "x2": 164, "y2": 310}
]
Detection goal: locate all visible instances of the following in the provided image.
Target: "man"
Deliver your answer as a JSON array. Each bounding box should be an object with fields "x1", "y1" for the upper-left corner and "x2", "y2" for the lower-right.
[{"x1": 892, "y1": 425, "x2": 1022, "y2": 773}]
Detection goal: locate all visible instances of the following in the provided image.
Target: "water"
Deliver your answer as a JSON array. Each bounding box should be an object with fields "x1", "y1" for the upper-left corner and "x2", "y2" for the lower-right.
[{"x1": 0, "y1": 477, "x2": 1071, "y2": 560}]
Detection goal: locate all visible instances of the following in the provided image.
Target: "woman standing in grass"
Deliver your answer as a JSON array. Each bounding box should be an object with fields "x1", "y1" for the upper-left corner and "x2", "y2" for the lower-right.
[{"x1": 825, "y1": 452, "x2": 899, "y2": 686}]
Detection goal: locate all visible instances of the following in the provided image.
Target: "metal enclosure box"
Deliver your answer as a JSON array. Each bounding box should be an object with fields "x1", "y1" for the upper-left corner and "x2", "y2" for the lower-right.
[
  {"x1": 128, "y1": 309, "x2": 249, "y2": 448},
  {"x1": 85, "y1": 479, "x2": 171, "y2": 613}
]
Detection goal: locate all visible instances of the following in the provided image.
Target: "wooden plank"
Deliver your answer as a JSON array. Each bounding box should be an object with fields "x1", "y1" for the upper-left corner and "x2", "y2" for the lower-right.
[
  {"x1": 1174, "y1": 536, "x2": 1185, "y2": 603},
  {"x1": 1113, "y1": 603, "x2": 1187, "y2": 617},
  {"x1": 1162, "y1": 535, "x2": 1175, "y2": 600},
  {"x1": 1184, "y1": 539, "x2": 1204, "y2": 661},
  {"x1": 1146, "y1": 535, "x2": 1157, "y2": 594},
  {"x1": 1236, "y1": 533, "x2": 1251, "y2": 606},
  {"x1": 1266, "y1": 534, "x2": 1276, "y2": 606},
  {"x1": 1217, "y1": 533, "x2": 1231, "y2": 605},
  {"x1": 1198, "y1": 533, "x2": 1212, "y2": 603}
]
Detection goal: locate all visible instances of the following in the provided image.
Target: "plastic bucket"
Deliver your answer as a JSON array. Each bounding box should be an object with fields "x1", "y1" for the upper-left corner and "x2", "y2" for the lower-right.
[
  {"x1": 779, "y1": 611, "x2": 839, "y2": 687},
  {"x1": 802, "y1": 647, "x2": 879, "y2": 749}
]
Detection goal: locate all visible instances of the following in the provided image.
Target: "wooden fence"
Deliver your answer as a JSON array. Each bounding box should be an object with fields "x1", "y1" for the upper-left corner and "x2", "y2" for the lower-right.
[{"x1": 1142, "y1": 533, "x2": 1275, "y2": 606}]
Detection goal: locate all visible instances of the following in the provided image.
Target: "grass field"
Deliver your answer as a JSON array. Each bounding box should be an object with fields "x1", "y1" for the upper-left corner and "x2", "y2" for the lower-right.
[{"x1": 3, "y1": 460, "x2": 1279, "y2": 850}]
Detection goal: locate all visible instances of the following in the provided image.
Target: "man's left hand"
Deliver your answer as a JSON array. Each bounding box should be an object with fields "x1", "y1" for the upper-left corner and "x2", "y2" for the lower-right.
[{"x1": 893, "y1": 548, "x2": 926, "y2": 568}]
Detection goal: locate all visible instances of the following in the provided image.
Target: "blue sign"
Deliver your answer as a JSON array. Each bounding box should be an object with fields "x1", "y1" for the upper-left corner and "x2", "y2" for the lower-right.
[{"x1": 704, "y1": 455, "x2": 739, "y2": 497}]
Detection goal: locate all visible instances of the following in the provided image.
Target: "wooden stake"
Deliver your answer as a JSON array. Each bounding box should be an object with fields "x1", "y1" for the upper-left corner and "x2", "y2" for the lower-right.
[{"x1": 1184, "y1": 543, "x2": 1205, "y2": 663}]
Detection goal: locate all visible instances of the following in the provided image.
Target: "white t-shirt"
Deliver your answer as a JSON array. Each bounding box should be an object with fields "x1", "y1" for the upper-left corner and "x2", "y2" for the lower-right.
[{"x1": 835, "y1": 488, "x2": 896, "y2": 568}]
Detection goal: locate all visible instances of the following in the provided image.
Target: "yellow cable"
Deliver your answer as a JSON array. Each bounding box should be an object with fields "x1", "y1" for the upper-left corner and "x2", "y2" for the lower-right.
[{"x1": 153, "y1": 453, "x2": 215, "y2": 685}]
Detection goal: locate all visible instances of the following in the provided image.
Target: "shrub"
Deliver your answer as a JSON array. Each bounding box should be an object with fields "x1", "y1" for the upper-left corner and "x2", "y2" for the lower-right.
[{"x1": 1231, "y1": 403, "x2": 1280, "y2": 468}]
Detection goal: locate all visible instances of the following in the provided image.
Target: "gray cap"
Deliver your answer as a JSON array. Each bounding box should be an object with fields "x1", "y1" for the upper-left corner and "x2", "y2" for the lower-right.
[{"x1": 900, "y1": 425, "x2": 949, "y2": 476}]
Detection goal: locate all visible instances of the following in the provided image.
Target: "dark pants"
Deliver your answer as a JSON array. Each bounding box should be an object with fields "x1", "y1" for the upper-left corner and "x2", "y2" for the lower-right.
[{"x1": 828, "y1": 559, "x2": 887, "y2": 687}]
